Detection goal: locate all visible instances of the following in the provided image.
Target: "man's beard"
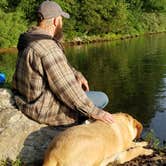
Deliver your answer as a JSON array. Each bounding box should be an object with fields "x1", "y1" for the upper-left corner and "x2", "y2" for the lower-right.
[{"x1": 54, "y1": 24, "x2": 63, "y2": 42}]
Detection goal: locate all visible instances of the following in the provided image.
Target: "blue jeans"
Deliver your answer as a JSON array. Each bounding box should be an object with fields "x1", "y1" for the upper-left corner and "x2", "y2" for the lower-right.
[
  {"x1": 77, "y1": 91, "x2": 109, "y2": 124},
  {"x1": 86, "y1": 91, "x2": 109, "y2": 109}
]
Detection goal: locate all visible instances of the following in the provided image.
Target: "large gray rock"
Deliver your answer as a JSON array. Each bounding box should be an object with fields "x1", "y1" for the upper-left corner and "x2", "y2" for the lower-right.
[{"x1": 0, "y1": 88, "x2": 65, "y2": 165}]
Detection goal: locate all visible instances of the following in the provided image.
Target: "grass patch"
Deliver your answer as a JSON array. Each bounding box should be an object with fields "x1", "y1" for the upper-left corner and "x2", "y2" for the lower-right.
[{"x1": 0, "y1": 158, "x2": 22, "y2": 166}]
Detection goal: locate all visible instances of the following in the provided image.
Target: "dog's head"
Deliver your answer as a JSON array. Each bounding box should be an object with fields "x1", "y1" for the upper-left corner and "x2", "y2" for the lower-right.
[
  {"x1": 116, "y1": 113, "x2": 143, "y2": 139},
  {"x1": 133, "y1": 118, "x2": 143, "y2": 138},
  {"x1": 126, "y1": 113, "x2": 143, "y2": 139}
]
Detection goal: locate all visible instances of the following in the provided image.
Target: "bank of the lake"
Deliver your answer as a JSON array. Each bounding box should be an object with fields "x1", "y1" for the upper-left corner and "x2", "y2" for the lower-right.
[
  {"x1": 64, "y1": 31, "x2": 166, "y2": 46},
  {"x1": 0, "y1": 31, "x2": 166, "y2": 53}
]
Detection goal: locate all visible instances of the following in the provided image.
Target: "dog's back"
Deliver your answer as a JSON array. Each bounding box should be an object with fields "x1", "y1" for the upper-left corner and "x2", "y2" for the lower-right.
[
  {"x1": 43, "y1": 113, "x2": 153, "y2": 166},
  {"x1": 44, "y1": 121, "x2": 117, "y2": 166}
]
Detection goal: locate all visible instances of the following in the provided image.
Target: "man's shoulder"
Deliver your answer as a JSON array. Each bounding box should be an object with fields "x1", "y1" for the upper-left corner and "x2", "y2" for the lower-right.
[
  {"x1": 20, "y1": 26, "x2": 63, "y2": 58},
  {"x1": 29, "y1": 39, "x2": 61, "y2": 57}
]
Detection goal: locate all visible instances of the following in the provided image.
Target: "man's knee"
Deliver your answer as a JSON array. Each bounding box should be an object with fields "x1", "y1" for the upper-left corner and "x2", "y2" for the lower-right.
[
  {"x1": 86, "y1": 91, "x2": 109, "y2": 109},
  {"x1": 98, "y1": 91, "x2": 109, "y2": 108}
]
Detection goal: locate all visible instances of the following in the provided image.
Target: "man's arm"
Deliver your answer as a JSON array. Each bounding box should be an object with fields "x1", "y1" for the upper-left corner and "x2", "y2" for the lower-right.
[
  {"x1": 42, "y1": 46, "x2": 113, "y2": 123},
  {"x1": 69, "y1": 65, "x2": 89, "y2": 91}
]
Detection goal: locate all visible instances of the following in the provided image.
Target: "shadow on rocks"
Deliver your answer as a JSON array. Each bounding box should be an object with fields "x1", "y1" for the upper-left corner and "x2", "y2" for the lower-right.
[{"x1": 18, "y1": 125, "x2": 74, "y2": 166}]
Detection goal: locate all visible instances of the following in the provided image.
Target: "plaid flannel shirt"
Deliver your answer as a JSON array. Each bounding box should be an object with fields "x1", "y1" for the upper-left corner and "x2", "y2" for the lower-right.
[{"x1": 12, "y1": 27, "x2": 100, "y2": 126}]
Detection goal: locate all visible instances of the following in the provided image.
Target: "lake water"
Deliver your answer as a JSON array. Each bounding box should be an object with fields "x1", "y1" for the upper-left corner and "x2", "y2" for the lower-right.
[{"x1": 0, "y1": 34, "x2": 166, "y2": 143}]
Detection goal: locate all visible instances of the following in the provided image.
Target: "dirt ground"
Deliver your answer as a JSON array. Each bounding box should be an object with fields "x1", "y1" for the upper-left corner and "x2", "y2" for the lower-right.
[{"x1": 118, "y1": 148, "x2": 166, "y2": 166}]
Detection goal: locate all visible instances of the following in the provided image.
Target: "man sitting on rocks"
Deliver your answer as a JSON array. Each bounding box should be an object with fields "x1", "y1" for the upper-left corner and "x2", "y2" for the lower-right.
[{"x1": 12, "y1": 0, "x2": 114, "y2": 126}]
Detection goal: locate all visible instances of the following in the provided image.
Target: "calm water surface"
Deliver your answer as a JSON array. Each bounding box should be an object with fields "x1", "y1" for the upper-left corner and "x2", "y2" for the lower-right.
[{"x1": 0, "y1": 34, "x2": 166, "y2": 143}]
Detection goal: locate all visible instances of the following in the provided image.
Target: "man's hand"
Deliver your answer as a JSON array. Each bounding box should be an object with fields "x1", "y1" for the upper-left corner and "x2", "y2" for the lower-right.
[
  {"x1": 91, "y1": 110, "x2": 114, "y2": 124},
  {"x1": 76, "y1": 75, "x2": 89, "y2": 91}
]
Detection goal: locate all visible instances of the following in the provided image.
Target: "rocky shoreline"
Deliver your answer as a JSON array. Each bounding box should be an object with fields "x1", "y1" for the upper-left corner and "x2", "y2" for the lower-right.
[
  {"x1": 0, "y1": 88, "x2": 165, "y2": 166},
  {"x1": 0, "y1": 88, "x2": 65, "y2": 165},
  {"x1": 0, "y1": 32, "x2": 165, "y2": 55}
]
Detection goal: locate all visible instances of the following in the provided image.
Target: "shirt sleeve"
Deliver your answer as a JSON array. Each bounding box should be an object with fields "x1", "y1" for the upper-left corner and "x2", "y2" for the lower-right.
[
  {"x1": 69, "y1": 64, "x2": 88, "y2": 82},
  {"x1": 42, "y1": 46, "x2": 100, "y2": 117}
]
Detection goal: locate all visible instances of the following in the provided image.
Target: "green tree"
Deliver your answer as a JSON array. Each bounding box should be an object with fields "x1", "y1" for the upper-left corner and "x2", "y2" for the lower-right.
[
  {"x1": 125, "y1": 0, "x2": 143, "y2": 11},
  {"x1": 56, "y1": 0, "x2": 81, "y2": 38},
  {"x1": 0, "y1": 0, "x2": 8, "y2": 9},
  {"x1": 109, "y1": 1, "x2": 130, "y2": 34},
  {"x1": 0, "y1": 9, "x2": 27, "y2": 48},
  {"x1": 142, "y1": 0, "x2": 166, "y2": 12},
  {"x1": 17, "y1": 0, "x2": 43, "y2": 22}
]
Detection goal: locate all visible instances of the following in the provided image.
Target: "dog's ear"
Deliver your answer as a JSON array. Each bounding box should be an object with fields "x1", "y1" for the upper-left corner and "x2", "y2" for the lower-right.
[{"x1": 134, "y1": 119, "x2": 143, "y2": 138}]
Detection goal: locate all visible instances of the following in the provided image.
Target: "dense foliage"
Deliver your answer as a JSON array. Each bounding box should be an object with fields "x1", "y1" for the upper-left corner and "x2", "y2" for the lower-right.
[{"x1": 0, "y1": 0, "x2": 166, "y2": 48}]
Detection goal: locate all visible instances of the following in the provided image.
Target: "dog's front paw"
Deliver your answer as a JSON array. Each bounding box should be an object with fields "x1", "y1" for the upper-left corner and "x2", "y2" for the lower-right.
[
  {"x1": 132, "y1": 141, "x2": 148, "y2": 148},
  {"x1": 143, "y1": 149, "x2": 153, "y2": 156},
  {"x1": 138, "y1": 141, "x2": 148, "y2": 147}
]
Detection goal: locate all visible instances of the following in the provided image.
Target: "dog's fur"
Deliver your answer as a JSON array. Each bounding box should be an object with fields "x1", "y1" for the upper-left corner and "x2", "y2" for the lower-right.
[{"x1": 43, "y1": 113, "x2": 153, "y2": 166}]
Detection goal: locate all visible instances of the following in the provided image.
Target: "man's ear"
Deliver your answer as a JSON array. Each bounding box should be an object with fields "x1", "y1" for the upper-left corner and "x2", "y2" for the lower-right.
[
  {"x1": 134, "y1": 119, "x2": 143, "y2": 138},
  {"x1": 53, "y1": 18, "x2": 57, "y2": 26}
]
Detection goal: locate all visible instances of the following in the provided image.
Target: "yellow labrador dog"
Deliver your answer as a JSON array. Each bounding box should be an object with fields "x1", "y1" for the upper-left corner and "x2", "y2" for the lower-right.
[{"x1": 43, "y1": 113, "x2": 153, "y2": 166}]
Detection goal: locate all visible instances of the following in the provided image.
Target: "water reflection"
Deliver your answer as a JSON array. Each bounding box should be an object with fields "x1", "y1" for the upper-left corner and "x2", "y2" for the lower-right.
[
  {"x1": 150, "y1": 111, "x2": 166, "y2": 143},
  {"x1": 149, "y1": 76, "x2": 166, "y2": 142},
  {"x1": 67, "y1": 34, "x2": 166, "y2": 142}
]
